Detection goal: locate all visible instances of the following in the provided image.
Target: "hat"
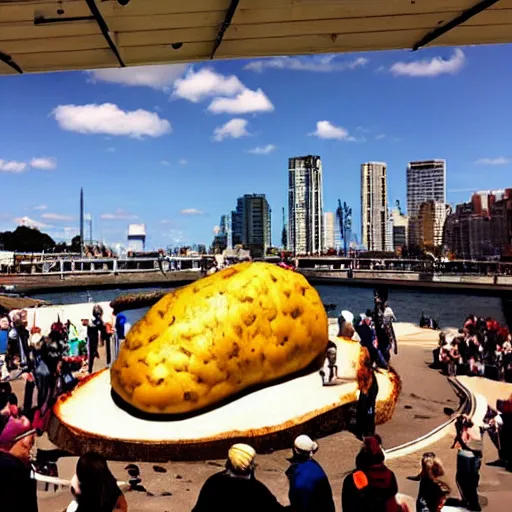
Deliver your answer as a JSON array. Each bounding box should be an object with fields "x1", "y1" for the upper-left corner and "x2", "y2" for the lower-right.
[
  {"x1": 294, "y1": 435, "x2": 318, "y2": 454},
  {"x1": 340, "y1": 310, "x2": 354, "y2": 325},
  {"x1": 0, "y1": 415, "x2": 35, "y2": 448},
  {"x1": 228, "y1": 443, "x2": 256, "y2": 472},
  {"x1": 362, "y1": 436, "x2": 384, "y2": 464}
]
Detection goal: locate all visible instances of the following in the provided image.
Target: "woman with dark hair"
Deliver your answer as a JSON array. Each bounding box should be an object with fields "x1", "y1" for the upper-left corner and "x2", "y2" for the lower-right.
[
  {"x1": 67, "y1": 451, "x2": 127, "y2": 512},
  {"x1": 416, "y1": 455, "x2": 451, "y2": 512}
]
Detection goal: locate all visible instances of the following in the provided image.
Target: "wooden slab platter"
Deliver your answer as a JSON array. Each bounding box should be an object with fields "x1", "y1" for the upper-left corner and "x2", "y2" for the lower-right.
[{"x1": 48, "y1": 337, "x2": 401, "y2": 461}]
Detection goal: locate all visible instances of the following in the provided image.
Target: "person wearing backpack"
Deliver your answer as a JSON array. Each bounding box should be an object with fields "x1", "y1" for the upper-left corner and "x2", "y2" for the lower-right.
[{"x1": 342, "y1": 436, "x2": 405, "y2": 512}]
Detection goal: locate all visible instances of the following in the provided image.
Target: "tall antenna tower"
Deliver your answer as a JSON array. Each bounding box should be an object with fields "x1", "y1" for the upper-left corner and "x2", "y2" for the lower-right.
[
  {"x1": 79, "y1": 187, "x2": 84, "y2": 256},
  {"x1": 281, "y1": 207, "x2": 287, "y2": 249}
]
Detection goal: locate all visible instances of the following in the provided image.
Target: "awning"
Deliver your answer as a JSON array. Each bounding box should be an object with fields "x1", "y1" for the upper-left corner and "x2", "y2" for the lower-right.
[{"x1": 0, "y1": 0, "x2": 510, "y2": 75}]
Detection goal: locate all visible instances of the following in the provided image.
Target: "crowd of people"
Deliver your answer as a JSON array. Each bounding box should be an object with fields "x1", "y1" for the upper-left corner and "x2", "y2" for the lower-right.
[
  {"x1": 0, "y1": 305, "x2": 130, "y2": 419},
  {"x1": 435, "y1": 315, "x2": 512, "y2": 382},
  {"x1": 320, "y1": 289, "x2": 398, "y2": 440},
  {"x1": 1, "y1": 293, "x2": 512, "y2": 512}
]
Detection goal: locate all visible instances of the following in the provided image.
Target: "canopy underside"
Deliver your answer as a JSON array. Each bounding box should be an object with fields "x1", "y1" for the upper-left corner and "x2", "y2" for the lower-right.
[{"x1": 0, "y1": 0, "x2": 510, "y2": 75}]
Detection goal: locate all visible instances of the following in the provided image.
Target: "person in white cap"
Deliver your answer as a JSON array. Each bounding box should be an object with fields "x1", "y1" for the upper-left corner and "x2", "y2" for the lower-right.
[
  {"x1": 285, "y1": 435, "x2": 335, "y2": 512},
  {"x1": 192, "y1": 443, "x2": 285, "y2": 512},
  {"x1": 338, "y1": 310, "x2": 355, "y2": 338}
]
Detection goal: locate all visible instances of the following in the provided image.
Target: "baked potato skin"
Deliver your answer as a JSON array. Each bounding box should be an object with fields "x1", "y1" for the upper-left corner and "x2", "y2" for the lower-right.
[{"x1": 111, "y1": 262, "x2": 328, "y2": 414}]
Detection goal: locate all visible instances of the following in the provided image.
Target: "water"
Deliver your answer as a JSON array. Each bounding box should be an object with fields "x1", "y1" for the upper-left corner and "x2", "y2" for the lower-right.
[{"x1": 33, "y1": 284, "x2": 506, "y2": 329}]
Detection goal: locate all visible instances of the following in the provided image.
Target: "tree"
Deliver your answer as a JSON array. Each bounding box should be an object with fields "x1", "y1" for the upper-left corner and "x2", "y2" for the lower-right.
[{"x1": 0, "y1": 226, "x2": 55, "y2": 252}]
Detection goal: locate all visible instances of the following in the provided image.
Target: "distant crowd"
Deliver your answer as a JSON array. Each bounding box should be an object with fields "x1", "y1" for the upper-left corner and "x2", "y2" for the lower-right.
[{"x1": 435, "y1": 315, "x2": 512, "y2": 382}]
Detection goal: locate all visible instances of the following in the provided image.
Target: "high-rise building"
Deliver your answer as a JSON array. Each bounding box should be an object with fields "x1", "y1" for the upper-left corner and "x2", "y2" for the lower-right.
[
  {"x1": 288, "y1": 155, "x2": 324, "y2": 255},
  {"x1": 127, "y1": 224, "x2": 146, "y2": 252},
  {"x1": 418, "y1": 200, "x2": 450, "y2": 249},
  {"x1": 323, "y1": 212, "x2": 335, "y2": 250},
  {"x1": 444, "y1": 188, "x2": 512, "y2": 259},
  {"x1": 389, "y1": 206, "x2": 408, "y2": 251},
  {"x1": 406, "y1": 160, "x2": 446, "y2": 247},
  {"x1": 361, "y1": 162, "x2": 388, "y2": 251},
  {"x1": 231, "y1": 194, "x2": 271, "y2": 257}
]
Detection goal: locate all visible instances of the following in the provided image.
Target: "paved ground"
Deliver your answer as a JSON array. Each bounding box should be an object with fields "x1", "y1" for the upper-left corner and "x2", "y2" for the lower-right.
[{"x1": 9, "y1": 326, "x2": 511, "y2": 511}]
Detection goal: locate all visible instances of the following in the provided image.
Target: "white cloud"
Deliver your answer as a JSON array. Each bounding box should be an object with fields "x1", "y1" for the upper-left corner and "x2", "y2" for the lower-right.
[
  {"x1": 208, "y1": 88, "x2": 274, "y2": 115},
  {"x1": 245, "y1": 55, "x2": 368, "y2": 73},
  {"x1": 180, "y1": 208, "x2": 204, "y2": 215},
  {"x1": 87, "y1": 64, "x2": 188, "y2": 91},
  {"x1": 0, "y1": 160, "x2": 27, "y2": 173},
  {"x1": 15, "y1": 216, "x2": 50, "y2": 229},
  {"x1": 100, "y1": 209, "x2": 139, "y2": 220},
  {"x1": 30, "y1": 157, "x2": 57, "y2": 170},
  {"x1": 160, "y1": 219, "x2": 174, "y2": 225},
  {"x1": 41, "y1": 213, "x2": 75, "y2": 222},
  {"x1": 160, "y1": 160, "x2": 171, "y2": 166},
  {"x1": 309, "y1": 121, "x2": 357, "y2": 141},
  {"x1": 475, "y1": 157, "x2": 510, "y2": 165},
  {"x1": 52, "y1": 103, "x2": 171, "y2": 139},
  {"x1": 33, "y1": 204, "x2": 47, "y2": 211},
  {"x1": 390, "y1": 48, "x2": 465, "y2": 77},
  {"x1": 179, "y1": 159, "x2": 188, "y2": 165},
  {"x1": 173, "y1": 68, "x2": 245, "y2": 103},
  {"x1": 213, "y1": 118, "x2": 250, "y2": 141},
  {"x1": 249, "y1": 144, "x2": 277, "y2": 155},
  {"x1": 376, "y1": 134, "x2": 386, "y2": 140},
  {"x1": 0, "y1": 157, "x2": 58, "y2": 173}
]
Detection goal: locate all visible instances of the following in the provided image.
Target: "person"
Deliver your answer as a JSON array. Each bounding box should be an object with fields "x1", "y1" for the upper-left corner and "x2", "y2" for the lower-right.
[
  {"x1": 0, "y1": 316, "x2": 10, "y2": 381},
  {"x1": 29, "y1": 332, "x2": 51, "y2": 409},
  {"x1": 320, "y1": 341, "x2": 349, "y2": 386},
  {"x1": 342, "y1": 436, "x2": 404, "y2": 512},
  {"x1": 9, "y1": 310, "x2": 36, "y2": 414},
  {"x1": 67, "y1": 451, "x2": 127, "y2": 512},
  {"x1": 0, "y1": 410, "x2": 38, "y2": 512},
  {"x1": 192, "y1": 443, "x2": 285, "y2": 512},
  {"x1": 496, "y1": 395, "x2": 512, "y2": 472},
  {"x1": 416, "y1": 455, "x2": 450, "y2": 512},
  {"x1": 114, "y1": 314, "x2": 130, "y2": 364},
  {"x1": 452, "y1": 415, "x2": 482, "y2": 511},
  {"x1": 104, "y1": 322, "x2": 114, "y2": 367},
  {"x1": 0, "y1": 382, "x2": 18, "y2": 416},
  {"x1": 383, "y1": 302, "x2": 398, "y2": 356},
  {"x1": 86, "y1": 305, "x2": 104, "y2": 374},
  {"x1": 285, "y1": 435, "x2": 335, "y2": 512},
  {"x1": 355, "y1": 315, "x2": 388, "y2": 439}
]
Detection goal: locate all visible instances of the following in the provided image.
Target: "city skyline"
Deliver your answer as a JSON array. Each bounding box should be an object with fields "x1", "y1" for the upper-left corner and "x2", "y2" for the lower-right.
[{"x1": 1, "y1": 45, "x2": 512, "y2": 248}]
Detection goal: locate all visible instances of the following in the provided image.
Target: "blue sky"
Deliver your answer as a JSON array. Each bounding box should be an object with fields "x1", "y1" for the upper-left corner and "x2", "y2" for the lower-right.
[{"x1": 0, "y1": 44, "x2": 511, "y2": 249}]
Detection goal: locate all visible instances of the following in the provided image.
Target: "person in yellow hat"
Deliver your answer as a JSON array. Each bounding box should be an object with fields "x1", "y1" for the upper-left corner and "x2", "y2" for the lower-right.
[{"x1": 192, "y1": 443, "x2": 285, "y2": 512}]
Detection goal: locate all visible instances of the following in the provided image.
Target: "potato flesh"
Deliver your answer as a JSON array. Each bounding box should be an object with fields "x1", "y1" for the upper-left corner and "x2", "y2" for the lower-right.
[{"x1": 111, "y1": 262, "x2": 328, "y2": 414}]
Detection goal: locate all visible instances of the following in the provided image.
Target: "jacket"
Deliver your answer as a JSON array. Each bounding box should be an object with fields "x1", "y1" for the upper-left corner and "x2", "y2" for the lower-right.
[
  {"x1": 342, "y1": 464, "x2": 400, "y2": 512},
  {"x1": 286, "y1": 458, "x2": 335, "y2": 512},
  {"x1": 0, "y1": 451, "x2": 38, "y2": 512},
  {"x1": 192, "y1": 470, "x2": 285, "y2": 512}
]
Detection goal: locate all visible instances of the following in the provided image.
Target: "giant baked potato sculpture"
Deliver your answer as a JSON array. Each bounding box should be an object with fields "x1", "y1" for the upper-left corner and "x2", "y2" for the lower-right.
[
  {"x1": 49, "y1": 262, "x2": 401, "y2": 461},
  {"x1": 111, "y1": 262, "x2": 328, "y2": 415}
]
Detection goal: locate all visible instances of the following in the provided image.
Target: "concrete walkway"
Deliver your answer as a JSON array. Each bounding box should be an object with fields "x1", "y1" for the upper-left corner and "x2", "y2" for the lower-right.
[{"x1": 7, "y1": 314, "x2": 508, "y2": 511}]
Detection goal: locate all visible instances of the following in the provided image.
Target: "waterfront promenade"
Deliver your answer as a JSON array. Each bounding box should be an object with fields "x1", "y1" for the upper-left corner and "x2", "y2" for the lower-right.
[
  {"x1": 5, "y1": 304, "x2": 506, "y2": 511},
  {"x1": 29, "y1": 321, "x2": 511, "y2": 511},
  {"x1": 3, "y1": 266, "x2": 512, "y2": 294}
]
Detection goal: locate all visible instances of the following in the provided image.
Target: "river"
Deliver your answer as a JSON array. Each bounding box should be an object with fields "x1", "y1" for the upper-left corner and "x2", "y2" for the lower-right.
[{"x1": 32, "y1": 283, "x2": 506, "y2": 329}]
